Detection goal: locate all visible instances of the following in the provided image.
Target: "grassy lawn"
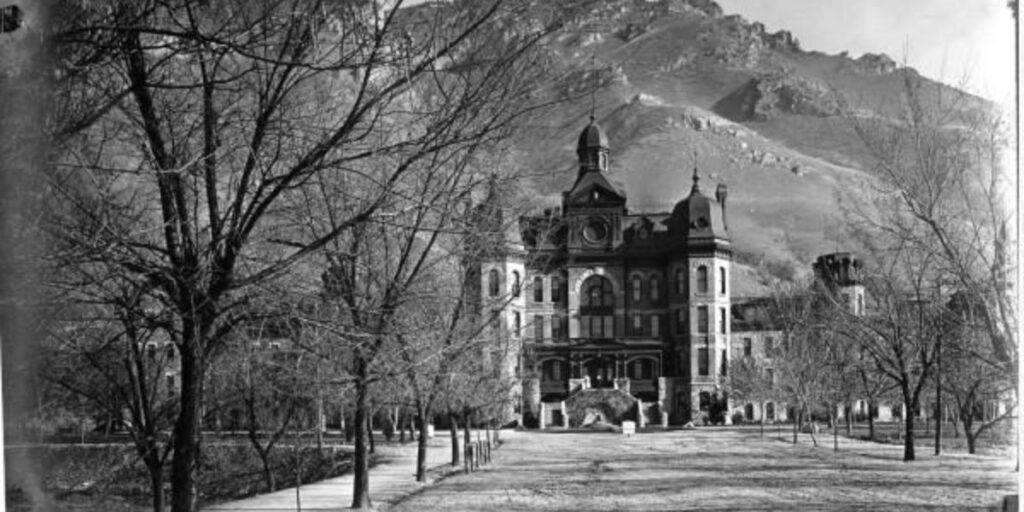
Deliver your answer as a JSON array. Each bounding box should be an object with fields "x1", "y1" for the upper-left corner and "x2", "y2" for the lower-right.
[{"x1": 393, "y1": 428, "x2": 1017, "y2": 511}]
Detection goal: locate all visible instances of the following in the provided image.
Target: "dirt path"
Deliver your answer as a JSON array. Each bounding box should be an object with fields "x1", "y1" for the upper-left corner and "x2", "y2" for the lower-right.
[{"x1": 392, "y1": 428, "x2": 1016, "y2": 511}]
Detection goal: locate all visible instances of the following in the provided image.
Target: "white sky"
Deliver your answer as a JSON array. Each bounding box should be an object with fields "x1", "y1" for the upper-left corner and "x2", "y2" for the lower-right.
[{"x1": 716, "y1": 0, "x2": 1017, "y2": 109}]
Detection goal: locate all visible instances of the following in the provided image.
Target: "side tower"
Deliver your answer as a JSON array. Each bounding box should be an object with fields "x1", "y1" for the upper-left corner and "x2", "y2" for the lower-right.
[
  {"x1": 467, "y1": 177, "x2": 528, "y2": 423},
  {"x1": 813, "y1": 252, "x2": 865, "y2": 315},
  {"x1": 667, "y1": 168, "x2": 732, "y2": 424}
]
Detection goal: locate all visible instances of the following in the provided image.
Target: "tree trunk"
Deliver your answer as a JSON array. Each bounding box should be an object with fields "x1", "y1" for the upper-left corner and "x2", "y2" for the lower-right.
[
  {"x1": 170, "y1": 339, "x2": 203, "y2": 512},
  {"x1": 867, "y1": 404, "x2": 875, "y2": 441},
  {"x1": 350, "y1": 362, "x2": 371, "y2": 509},
  {"x1": 962, "y1": 414, "x2": 976, "y2": 454},
  {"x1": 399, "y1": 409, "x2": 406, "y2": 443},
  {"x1": 903, "y1": 402, "x2": 916, "y2": 461},
  {"x1": 806, "y1": 407, "x2": 817, "y2": 447},
  {"x1": 449, "y1": 414, "x2": 460, "y2": 466},
  {"x1": 792, "y1": 409, "x2": 800, "y2": 444},
  {"x1": 148, "y1": 461, "x2": 164, "y2": 512},
  {"x1": 260, "y1": 450, "x2": 276, "y2": 492},
  {"x1": 833, "y1": 411, "x2": 839, "y2": 451},
  {"x1": 845, "y1": 404, "x2": 853, "y2": 437},
  {"x1": 415, "y1": 402, "x2": 429, "y2": 482},
  {"x1": 462, "y1": 413, "x2": 471, "y2": 474},
  {"x1": 315, "y1": 396, "x2": 324, "y2": 451}
]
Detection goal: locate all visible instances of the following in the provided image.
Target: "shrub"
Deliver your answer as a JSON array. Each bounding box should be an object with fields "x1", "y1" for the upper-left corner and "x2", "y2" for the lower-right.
[
  {"x1": 731, "y1": 412, "x2": 745, "y2": 425},
  {"x1": 565, "y1": 389, "x2": 637, "y2": 427}
]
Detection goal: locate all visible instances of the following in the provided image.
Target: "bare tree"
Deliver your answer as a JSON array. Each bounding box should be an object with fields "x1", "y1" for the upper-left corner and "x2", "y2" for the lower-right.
[
  {"x1": 941, "y1": 293, "x2": 1017, "y2": 454},
  {"x1": 49, "y1": 1, "x2": 561, "y2": 509},
  {"x1": 44, "y1": 276, "x2": 177, "y2": 512},
  {"x1": 837, "y1": 244, "x2": 944, "y2": 461},
  {"x1": 849, "y1": 71, "x2": 1016, "y2": 397},
  {"x1": 727, "y1": 347, "x2": 777, "y2": 439}
]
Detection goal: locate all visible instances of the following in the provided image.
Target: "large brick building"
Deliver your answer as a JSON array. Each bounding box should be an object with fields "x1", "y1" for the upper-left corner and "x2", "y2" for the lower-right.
[{"x1": 476, "y1": 117, "x2": 735, "y2": 426}]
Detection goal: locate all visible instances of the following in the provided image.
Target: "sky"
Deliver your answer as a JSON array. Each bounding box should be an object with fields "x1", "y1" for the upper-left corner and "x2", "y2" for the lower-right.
[{"x1": 716, "y1": 0, "x2": 1017, "y2": 110}]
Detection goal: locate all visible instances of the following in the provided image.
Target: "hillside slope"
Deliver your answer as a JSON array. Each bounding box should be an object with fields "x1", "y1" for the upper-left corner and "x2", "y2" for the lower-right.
[{"x1": 449, "y1": 0, "x2": 987, "y2": 285}]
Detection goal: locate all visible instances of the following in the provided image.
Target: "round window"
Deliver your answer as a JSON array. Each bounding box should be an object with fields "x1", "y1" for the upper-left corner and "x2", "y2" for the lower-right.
[
  {"x1": 582, "y1": 220, "x2": 607, "y2": 243},
  {"x1": 693, "y1": 217, "x2": 709, "y2": 229}
]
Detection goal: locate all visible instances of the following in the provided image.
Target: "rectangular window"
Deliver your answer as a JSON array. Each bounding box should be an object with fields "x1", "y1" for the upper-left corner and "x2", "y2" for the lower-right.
[
  {"x1": 552, "y1": 316, "x2": 562, "y2": 341},
  {"x1": 698, "y1": 347, "x2": 709, "y2": 376},
  {"x1": 676, "y1": 309, "x2": 686, "y2": 334},
  {"x1": 513, "y1": 312, "x2": 521, "y2": 337},
  {"x1": 552, "y1": 361, "x2": 561, "y2": 380},
  {"x1": 721, "y1": 349, "x2": 727, "y2": 376},
  {"x1": 719, "y1": 307, "x2": 727, "y2": 334},
  {"x1": 580, "y1": 316, "x2": 590, "y2": 339},
  {"x1": 533, "y1": 277, "x2": 544, "y2": 303},
  {"x1": 551, "y1": 276, "x2": 561, "y2": 303},
  {"x1": 632, "y1": 314, "x2": 643, "y2": 336},
  {"x1": 534, "y1": 315, "x2": 544, "y2": 342},
  {"x1": 675, "y1": 269, "x2": 686, "y2": 295},
  {"x1": 743, "y1": 338, "x2": 752, "y2": 357},
  {"x1": 765, "y1": 336, "x2": 774, "y2": 356},
  {"x1": 603, "y1": 316, "x2": 614, "y2": 338},
  {"x1": 697, "y1": 306, "x2": 708, "y2": 334},
  {"x1": 766, "y1": 368, "x2": 775, "y2": 388},
  {"x1": 650, "y1": 314, "x2": 660, "y2": 337}
]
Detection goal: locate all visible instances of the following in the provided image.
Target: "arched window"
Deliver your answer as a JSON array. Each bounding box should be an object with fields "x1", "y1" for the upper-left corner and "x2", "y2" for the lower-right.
[
  {"x1": 765, "y1": 402, "x2": 775, "y2": 421},
  {"x1": 719, "y1": 267, "x2": 727, "y2": 294},
  {"x1": 488, "y1": 269, "x2": 500, "y2": 297},
  {"x1": 533, "y1": 276, "x2": 544, "y2": 302},
  {"x1": 649, "y1": 276, "x2": 660, "y2": 301},
  {"x1": 580, "y1": 275, "x2": 613, "y2": 308},
  {"x1": 744, "y1": 403, "x2": 755, "y2": 421},
  {"x1": 631, "y1": 276, "x2": 642, "y2": 302},
  {"x1": 697, "y1": 265, "x2": 709, "y2": 293},
  {"x1": 550, "y1": 275, "x2": 562, "y2": 303},
  {"x1": 675, "y1": 269, "x2": 685, "y2": 294},
  {"x1": 511, "y1": 271, "x2": 521, "y2": 298}
]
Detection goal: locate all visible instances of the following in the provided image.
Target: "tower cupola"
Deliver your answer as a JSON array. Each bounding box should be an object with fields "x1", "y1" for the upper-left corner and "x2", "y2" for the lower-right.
[{"x1": 576, "y1": 115, "x2": 609, "y2": 175}]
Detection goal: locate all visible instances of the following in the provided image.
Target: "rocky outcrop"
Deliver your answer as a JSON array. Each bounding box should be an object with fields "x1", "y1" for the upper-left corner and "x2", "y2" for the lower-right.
[
  {"x1": 713, "y1": 72, "x2": 847, "y2": 121},
  {"x1": 676, "y1": 0, "x2": 723, "y2": 18},
  {"x1": 854, "y1": 53, "x2": 897, "y2": 75}
]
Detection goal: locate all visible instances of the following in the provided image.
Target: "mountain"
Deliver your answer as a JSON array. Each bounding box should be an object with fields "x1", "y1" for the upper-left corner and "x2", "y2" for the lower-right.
[{"x1": 480, "y1": 0, "x2": 987, "y2": 294}]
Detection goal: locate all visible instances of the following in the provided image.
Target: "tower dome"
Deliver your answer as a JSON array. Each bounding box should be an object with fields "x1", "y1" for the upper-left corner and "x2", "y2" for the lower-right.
[
  {"x1": 576, "y1": 115, "x2": 609, "y2": 175},
  {"x1": 670, "y1": 167, "x2": 728, "y2": 241}
]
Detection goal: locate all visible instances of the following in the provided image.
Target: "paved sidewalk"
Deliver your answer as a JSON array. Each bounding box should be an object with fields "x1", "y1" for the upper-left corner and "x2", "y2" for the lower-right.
[{"x1": 206, "y1": 433, "x2": 462, "y2": 511}]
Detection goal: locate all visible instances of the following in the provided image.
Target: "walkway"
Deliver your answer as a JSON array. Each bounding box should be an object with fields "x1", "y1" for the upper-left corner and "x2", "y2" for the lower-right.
[{"x1": 206, "y1": 432, "x2": 459, "y2": 511}]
